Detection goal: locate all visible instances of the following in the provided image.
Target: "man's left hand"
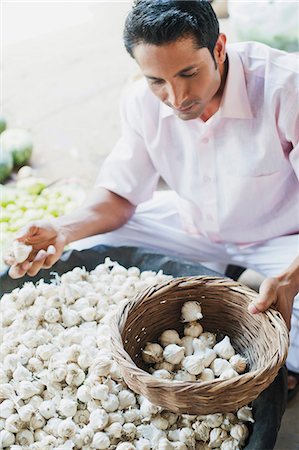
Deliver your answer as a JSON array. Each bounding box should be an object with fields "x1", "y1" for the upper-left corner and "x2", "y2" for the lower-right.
[{"x1": 248, "y1": 276, "x2": 297, "y2": 330}]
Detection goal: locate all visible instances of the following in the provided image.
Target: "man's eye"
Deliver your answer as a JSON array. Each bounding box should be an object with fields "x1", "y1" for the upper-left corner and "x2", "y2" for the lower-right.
[
  {"x1": 181, "y1": 72, "x2": 198, "y2": 78},
  {"x1": 151, "y1": 79, "x2": 164, "y2": 85}
]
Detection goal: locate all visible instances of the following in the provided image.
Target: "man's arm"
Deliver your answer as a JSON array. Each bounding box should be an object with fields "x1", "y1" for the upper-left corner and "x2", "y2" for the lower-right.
[
  {"x1": 6, "y1": 187, "x2": 136, "y2": 278},
  {"x1": 248, "y1": 256, "x2": 299, "y2": 329}
]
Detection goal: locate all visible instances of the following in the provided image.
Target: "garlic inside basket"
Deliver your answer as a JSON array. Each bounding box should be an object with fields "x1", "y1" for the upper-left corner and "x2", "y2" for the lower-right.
[{"x1": 141, "y1": 301, "x2": 248, "y2": 383}]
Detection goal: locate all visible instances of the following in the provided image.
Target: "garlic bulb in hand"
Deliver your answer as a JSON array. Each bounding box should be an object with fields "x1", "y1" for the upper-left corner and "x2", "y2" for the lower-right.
[
  {"x1": 11, "y1": 241, "x2": 32, "y2": 264},
  {"x1": 181, "y1": 301, "x2": 203, "y2": 322}
]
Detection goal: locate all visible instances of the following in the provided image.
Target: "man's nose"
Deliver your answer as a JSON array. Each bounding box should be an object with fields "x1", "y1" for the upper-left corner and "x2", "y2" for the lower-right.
[{"x1": 165, "y1": 82, "x2": 186, "y2": 109}]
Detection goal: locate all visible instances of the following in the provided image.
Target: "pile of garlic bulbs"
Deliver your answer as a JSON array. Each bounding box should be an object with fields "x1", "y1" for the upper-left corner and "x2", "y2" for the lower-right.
[
  {"x1": 0, "y1": 258, "x2": 254, "y2": 450},
  {"x1": 142, "y1": 301, "x2": 248, "y2": 383}
]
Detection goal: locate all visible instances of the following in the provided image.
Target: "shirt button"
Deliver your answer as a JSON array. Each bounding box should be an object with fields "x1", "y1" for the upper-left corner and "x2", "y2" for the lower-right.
[
  {"x1": 202, "y1": 137, "x2": 209, "y2": 144},
  {"x1": 203, "y1": 175, "x2": 212, "y2": 183}
]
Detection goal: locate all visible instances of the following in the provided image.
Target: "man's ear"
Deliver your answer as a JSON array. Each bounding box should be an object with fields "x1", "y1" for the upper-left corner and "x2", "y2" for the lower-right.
[{"x1": 214, "y1": 33, "x2": 227, "y2": 65}]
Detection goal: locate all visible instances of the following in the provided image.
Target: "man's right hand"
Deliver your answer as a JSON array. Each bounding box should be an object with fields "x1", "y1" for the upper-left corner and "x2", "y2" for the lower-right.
[{"x1": 4, "y1": 220, "x2": 67, "y2": 279}]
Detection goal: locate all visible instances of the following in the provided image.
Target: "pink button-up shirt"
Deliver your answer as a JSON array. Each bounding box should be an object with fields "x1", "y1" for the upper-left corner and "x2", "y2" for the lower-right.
[{"x1": 96, "y1": 42, "x2": 299, "y2": 245}]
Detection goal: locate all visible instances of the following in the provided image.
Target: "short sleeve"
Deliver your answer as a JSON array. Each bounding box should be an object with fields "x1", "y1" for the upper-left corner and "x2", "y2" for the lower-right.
[{"x1": 95, "y1": 85, "x2": 160, "y2": 205}]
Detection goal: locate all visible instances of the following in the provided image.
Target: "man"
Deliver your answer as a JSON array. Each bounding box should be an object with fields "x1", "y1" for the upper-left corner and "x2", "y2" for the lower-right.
[{"x1": 7, "y1": 0, "x2": 299, "y2": 396}]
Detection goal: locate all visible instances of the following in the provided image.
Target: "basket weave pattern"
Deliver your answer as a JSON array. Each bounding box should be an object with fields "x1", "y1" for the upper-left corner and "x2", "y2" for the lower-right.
[{"x1": 110, "y1": 276, "x2": 289, "y2": 414}]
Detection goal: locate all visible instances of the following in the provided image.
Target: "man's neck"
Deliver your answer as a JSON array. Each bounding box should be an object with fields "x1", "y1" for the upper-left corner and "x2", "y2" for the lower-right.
[{"x1": 200, "y1": 56, "x2": 229, "y2": 122}]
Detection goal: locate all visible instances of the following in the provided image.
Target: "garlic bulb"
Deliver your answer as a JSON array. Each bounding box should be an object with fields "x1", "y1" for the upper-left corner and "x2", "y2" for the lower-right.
[
  {"x1": 236, "y1": 406, "x2": 254, "y2": 423},
  {"x1": 180, "y1": 336, "x2": 194, "y2": 357},
  {"x1": 151, "y1": 415, "x2": 169, "y2": 431},
  {"x1": 5, "y1": 414, "x2": 24, "y2": 433},
  {"x1": 181, "y1": 301, "x2": 203, "y2": 322},
  {"x1": 229, "y1": 355, "x2": 247, "y2": 374},
  {"x1": 205, "y1": 414, "x2": 224, "y2": 428},
  {"x1": 210, "y1": 358, "x2": 231, "y2": 376},
  {"x1": 213, "y1": 336, "x2": 235, "y2": 360},
  {"x1": 78, "y1": 425, "x2": 94, "y2": 445},
  {"x1": 105, "y1": 422, "x2": 123, "y2": 439},
  {"x1": 38, "y1": 400, "x2": 56, "y2": 419},
  {"x1": 179, "y1": 427, "x2": 195, "y2": 448},
  {"x1": 139, "y1": 397, "x2": 161, "y2": 417},
  {"x1": 0, "y1": 430, "x2": 15, "y2": 447},
  {"x1": 11, "y1": 240, "x2": 32, "y2": 263},
  {"x1": 134, "y1": 438, "x2": 151, "y2": 450},
  {"x1": 122, "y1": 422, "x2": 137, "y2": 441},
  {"x1": 118, "y1": 389, "x2": 137, "y2": 409},
  {"x1": 192, "y1": 421, "x2": 210, "y2": 442},
  {"x1": 116, "y1": 442, "x2": 136, "y2": 450},
  {"x1": 90, "y1": 384, "x2": 109, "y2": 401},
  {"x1": 18, "y1": 404, "x2": 35, "y2": 422},
  {"x1": 29, "y1": 412, "x2": 46, "y2": 430},
  {"x1": 220, "y1": 437, "x2": 241, "y2": 450},
  {"x1": 92, "y1": 431, "x2": 111, "y2": 449},
  {"x1": 16, "y1": 380, "x2": 40, "y2": 399},
  {"x1": 173, "y1": 370, "x2": 196, "y2": 381},
  {"x1": 230, "y1": 424, "x2": 249, "y2": 444},
  {"x1": 209, "y1": 428, "x2": 227, "y2": 448},
  {"x1": 101, "y1": 393, "x2": 120, "y2": 412},
  {"x1": 152, "y1": 369, "x2": 172, "y2": 380},
  {"x1": 159, "y1": 330, "x2": 181, "y2": 347},
  {"x1": 91, "y1": 357, "x2": 112, "y2": 377},
  {"x1": 16, "y1": 429, "x2": 34, "y2": 446},
  {"x1": 109, "y1": 412, "x2": 125, "y2": 425},
  {"x1": 57, "y1": 417, "x2": 77, "y2": 438},
  {"x1": 65, "y1": 363, "x2": 85, "y2": 386},
  {"x1": 182, "y1": 355, "x2": 205, "y2": 375},
  {"x1": 163, "y1": 344, "x2": 185, "y2": 365},
  {"x1": 142, "y1": 343, "x2": 163, "y2": 364},
  {"x1": 219, "y1": 368, "x2": 239, "y2": 380},
  {"x1": 59, "y1": 398, "x2": 77, "y2": 418},
  {"x1": 157, "y1": 437, "x2": 175, "y2": 450},
  {"x1": 184, "y1": 321, "x2": 203, "y2": 338},
  {"x1": 154, "y1": 361, "x2": 175, "y2": 372},
  {"x1": 0, "y1": 399, "x2": 15, "y2": 419},
  {"x1": 89, "y1": 409, "x2": 109, "y2": 430},
  {"x1": 74, "y1": 409, "x2": 90, "y2": 426},
  {"x1": 199, "y1": 332, "x2": 217, "y2": 348},
  {"x1": 199, "y1": 368, "x2": 215, "y2": 382}
]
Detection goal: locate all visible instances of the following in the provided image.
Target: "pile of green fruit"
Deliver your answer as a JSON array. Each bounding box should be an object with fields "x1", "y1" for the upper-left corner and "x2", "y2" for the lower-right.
[
  {"x1": 0, "y1": 115, "x2": 33, "y2": 183},
  {"x1": 0, "y1": 174, "x2": 85, "y2": 270}
]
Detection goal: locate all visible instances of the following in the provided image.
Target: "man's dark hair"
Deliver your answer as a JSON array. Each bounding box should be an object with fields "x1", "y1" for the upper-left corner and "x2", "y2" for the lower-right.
[{"x1": 123, "y1": 0, "x2": 219, "y2": 58}]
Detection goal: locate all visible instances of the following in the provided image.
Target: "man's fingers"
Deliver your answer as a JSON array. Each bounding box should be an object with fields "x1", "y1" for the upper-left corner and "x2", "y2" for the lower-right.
[
  {"x1": 42, "y1": 245, "x2": 58, "y2": 269},
  {"x1": 27, "y1": 250, "x2": 48, "y2": 277},
  {"x1": 8, "y1": 264, "x2": 28, "y2": 279},
  {"x1": 248, "y1": 277, "x2": 278, "y2": 314}
]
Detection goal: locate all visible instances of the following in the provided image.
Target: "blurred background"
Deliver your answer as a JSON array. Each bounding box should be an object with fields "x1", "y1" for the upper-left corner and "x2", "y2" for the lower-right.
[
  {"x1": 1, "y1": 3, "x2": 299, "y2": 448},
  {"x1": 2, "y1": 1, "x2": 298, "y2": 187}
]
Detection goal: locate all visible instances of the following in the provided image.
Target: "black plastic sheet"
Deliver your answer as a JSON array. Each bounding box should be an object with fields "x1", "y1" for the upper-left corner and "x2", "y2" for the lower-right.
[{"x1": 0, "y1": 245, "x2": 287, "y2": 449}]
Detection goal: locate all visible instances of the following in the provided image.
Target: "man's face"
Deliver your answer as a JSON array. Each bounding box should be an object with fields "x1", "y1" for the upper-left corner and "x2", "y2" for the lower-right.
[{"x1": 133, "y1": 35, "x2": 226, "y2": 120}]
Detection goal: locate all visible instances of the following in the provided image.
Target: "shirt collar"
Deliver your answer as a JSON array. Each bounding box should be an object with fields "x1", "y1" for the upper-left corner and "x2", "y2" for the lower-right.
[{"x1": 160, "y1": 45, "x2": 253, "y2": 120}]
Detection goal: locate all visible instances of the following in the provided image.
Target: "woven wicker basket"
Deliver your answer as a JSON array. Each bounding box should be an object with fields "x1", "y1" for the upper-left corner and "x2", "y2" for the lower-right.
[{"x1": 110, "y1": 276, "x2": 289, "y2": 415}]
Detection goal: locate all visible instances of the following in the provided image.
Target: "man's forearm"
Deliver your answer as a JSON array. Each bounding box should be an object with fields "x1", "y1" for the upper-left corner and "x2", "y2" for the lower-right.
[{"x1": 55, "y1": 187, "x2": 136, "y2": 245}]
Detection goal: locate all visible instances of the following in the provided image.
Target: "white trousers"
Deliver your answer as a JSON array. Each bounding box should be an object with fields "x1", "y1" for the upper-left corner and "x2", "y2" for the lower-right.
[{"x1": 71, "y1": 191, "x2": 299, "y2": 373}]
